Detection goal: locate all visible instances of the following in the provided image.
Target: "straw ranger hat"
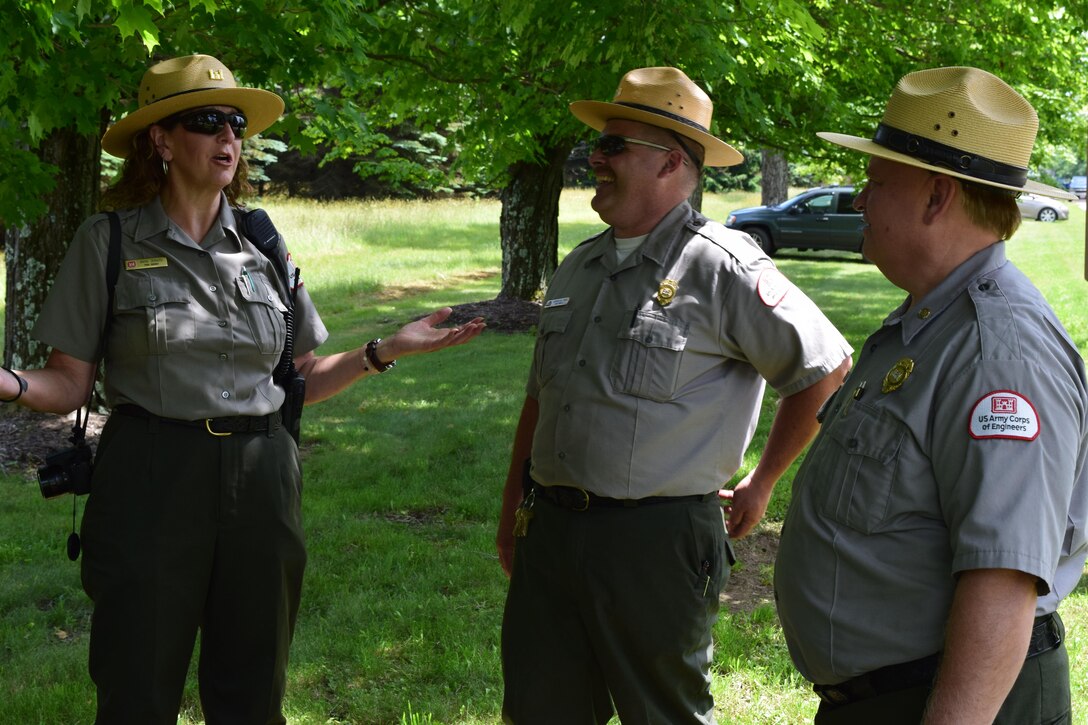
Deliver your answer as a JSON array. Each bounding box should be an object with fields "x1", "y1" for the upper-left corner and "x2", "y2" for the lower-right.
[
  {"x1": 101, "y1": 54, "x2": 284, "y2": 159},
  {"x1": 570, "y1": 67, "x2": 743, "y2": 167},
  {"x1": 819, "y1": 66, "x2": 1075, "y2": 200}
]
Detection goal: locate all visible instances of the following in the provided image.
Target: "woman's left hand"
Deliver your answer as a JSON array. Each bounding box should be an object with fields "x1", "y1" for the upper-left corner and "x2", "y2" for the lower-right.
[{"x1": 380, "y1": 307, "x2": 485, "y2": 360}]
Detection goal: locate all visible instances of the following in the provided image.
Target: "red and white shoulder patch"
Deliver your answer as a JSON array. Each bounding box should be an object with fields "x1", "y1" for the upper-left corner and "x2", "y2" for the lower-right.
[
  {"x1": 968, "y1": 390, "x2": 1040, "y2": 441},
  {"x1": 757, "y1": 269, "x2": 791, "y2": 307}
]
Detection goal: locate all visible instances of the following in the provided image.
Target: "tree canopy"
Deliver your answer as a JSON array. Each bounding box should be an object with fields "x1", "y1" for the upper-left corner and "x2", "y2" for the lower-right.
[{"x1": 2, "y1": 0, "x2": 1086, "y2": 362}]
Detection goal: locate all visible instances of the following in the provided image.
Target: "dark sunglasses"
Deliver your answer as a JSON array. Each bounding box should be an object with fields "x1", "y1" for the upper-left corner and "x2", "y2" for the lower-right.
[
  {"x1": 164, "y1": 109, "x2": 248, "y2": 137},
  {"x1": 593, "y1": 134, "x2": 673, "y2": 156}
]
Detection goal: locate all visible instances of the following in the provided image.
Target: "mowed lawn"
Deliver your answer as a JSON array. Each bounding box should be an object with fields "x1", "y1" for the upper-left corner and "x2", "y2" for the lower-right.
[{"x1": 0, "y1": 190, "x2": 1085, "y2": 723}]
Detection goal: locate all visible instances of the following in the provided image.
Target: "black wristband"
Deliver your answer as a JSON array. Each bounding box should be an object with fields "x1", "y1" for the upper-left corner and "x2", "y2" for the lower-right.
[
  {"x1": 365, "y1": 338, "x2": 397, "y2": 373},
  {"x1": 0, "y1": 366, "x2": 28, "y2": 403}
]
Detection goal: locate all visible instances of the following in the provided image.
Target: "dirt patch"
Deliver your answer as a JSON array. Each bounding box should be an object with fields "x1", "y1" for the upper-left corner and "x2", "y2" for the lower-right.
[
  {"x1": 721, "y1": 526, "x2": 779, "y2": 614},
  {"x1": 0, "y1": 407, "x2": 106, "y2": 475},
  {"x1": 444, "y1": 297, "x2": 541, "y2": 334}
]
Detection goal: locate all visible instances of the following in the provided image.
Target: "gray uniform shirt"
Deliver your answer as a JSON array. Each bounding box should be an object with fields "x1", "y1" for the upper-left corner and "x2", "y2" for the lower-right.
[
  {"x1": 33, "y1": 195, "x2": 328, "y2": 419},
  {"x1": 775, "y1": 242, "x2": 1088, "y2": 685},
  {"x1": 528, "y1": 201, "x2": 852, "y2": 498}
]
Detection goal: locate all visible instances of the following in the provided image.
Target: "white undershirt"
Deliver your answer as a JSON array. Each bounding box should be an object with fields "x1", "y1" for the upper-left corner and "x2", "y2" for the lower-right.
[{"x1": 614, "y1": 234, "x2": 648, "y2": 264}]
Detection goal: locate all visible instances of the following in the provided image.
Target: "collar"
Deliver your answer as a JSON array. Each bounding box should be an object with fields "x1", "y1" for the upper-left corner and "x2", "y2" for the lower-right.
[
  {"x1": 131, "y1": 193, "x2": 241, "y2": 249},
  {"x1": 586, "y1": 200, "x2": 703, "y2": 272},
  {"x1": 886, "y1": 241, "x2": 1008, "y2": 343}
]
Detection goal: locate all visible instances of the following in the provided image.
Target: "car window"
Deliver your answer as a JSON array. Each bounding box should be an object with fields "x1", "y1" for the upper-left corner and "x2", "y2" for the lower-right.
[
  {"x1": 804, "y1": 193, "x2": 834, "y2": 213},
  {"x1": 835, "y1": 193, "x2": 858, "y2": 214}
]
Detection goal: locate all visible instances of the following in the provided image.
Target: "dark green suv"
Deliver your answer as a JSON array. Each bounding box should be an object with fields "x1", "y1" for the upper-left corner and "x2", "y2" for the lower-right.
[{"x1": 725, "y1": 185, "x2": 864, "y2": 257}]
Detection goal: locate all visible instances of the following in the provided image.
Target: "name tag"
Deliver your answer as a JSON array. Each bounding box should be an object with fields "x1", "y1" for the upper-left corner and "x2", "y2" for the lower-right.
[
  {"x1": 544, "y1": 297, "x2": 570, "y2": 308},
  {"x1": 124, "y1": 257, "x2": 168, "y2": 270}
]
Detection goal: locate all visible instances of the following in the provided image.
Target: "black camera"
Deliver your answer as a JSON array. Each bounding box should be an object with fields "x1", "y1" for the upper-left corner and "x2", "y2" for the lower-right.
[{"x1": 37, "y1": 444, "x2": 93, "y2": 498}]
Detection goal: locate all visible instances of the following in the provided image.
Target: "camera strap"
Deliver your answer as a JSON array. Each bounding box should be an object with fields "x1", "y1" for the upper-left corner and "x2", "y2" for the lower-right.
[{"x1": 62, "y1": 211, "x2": 122, "y2": 562}]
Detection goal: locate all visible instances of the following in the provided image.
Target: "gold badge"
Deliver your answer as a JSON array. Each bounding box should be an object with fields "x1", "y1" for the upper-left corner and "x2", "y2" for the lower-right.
[
  {"x1": 882, "y1": 358, "x2": 915, "y2": 393},
  {"x1": 656, "y1": 279, "x2": 678, "y2": 306}
]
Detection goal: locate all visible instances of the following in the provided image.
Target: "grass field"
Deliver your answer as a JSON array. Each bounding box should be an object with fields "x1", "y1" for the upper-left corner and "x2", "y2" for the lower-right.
[{"x1": 0, "y1": 189, "x2": 1085, "y2": 723}]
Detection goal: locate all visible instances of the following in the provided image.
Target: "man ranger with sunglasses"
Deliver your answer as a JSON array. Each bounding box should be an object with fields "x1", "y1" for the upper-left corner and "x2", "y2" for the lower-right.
[{"x1": 496, "y1": 67, "x2": 852, "y2": 724}]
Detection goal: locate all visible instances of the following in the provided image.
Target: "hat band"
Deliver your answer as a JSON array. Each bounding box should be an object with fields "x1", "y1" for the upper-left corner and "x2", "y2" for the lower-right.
[
  {"x1": 873, "y1": 123, "x2": 1028, "y2": 187},
  {"x1": 142, "y1": 86, "x2": 233, "y2": 110},
  {"x1": 616, "y1": 102, "x2": 711, "y2": 135}
]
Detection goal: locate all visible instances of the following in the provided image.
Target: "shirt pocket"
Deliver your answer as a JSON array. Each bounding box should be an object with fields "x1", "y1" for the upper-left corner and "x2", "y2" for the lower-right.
[
  {"x1": 237, "y1": 269, "x2": 287, "y2": 355},
  {"x1": 817, "y1": 401, "x2": 907, "y2": 534},
  {"x1": 533, "y1": 308, "x2": 571, "y2": 387},
  {"x1": 114, "y1": 273, "x2": 194, "y2": 355},
  {"x1": 610, "y1": 311, "x2": 688, "y2": 403}
]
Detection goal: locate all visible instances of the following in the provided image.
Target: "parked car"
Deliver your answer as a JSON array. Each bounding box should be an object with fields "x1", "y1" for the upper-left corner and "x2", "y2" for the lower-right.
[
  {"x1": 725, "y1": 185, "x2": 863, "y2": 256},
  {"x1": 1016, "y1": 193, "x2": 1068, "y2": 222},
  {"x1": 1068, "y1": 175, "x2": 1087, "y2": 199}
]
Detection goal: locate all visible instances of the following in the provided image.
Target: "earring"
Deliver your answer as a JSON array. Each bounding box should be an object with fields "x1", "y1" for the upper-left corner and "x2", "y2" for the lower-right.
[{"x1": 161, "y1": 158, "x2": 169, "y2": 176}]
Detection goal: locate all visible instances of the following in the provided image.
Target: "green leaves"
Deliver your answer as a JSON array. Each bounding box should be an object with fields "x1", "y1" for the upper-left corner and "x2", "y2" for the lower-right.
[{"x1": 113, "y1": 2, "x2": 162, "y2": 51}]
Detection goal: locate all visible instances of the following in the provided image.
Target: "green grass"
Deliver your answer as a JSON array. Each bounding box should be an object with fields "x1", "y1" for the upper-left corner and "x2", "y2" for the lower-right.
[{"x1": 1, "y1": 190, "x2": 1085, "y2": 723}]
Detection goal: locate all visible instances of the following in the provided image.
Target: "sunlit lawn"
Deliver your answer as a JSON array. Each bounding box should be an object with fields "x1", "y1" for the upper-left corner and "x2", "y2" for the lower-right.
[{"x1": 0, "y1": 190, "x2": 1085, "y2": 723}]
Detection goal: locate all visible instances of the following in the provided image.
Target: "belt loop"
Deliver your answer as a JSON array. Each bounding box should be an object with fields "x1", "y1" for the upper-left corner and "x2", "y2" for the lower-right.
[{"x1": 266, "y1": 413, "x2": 275, "y2": 438}]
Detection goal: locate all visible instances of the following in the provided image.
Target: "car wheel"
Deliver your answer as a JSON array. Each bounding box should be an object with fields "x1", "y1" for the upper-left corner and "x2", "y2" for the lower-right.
[
  {"x1": 746, "y1": 227, "x2": 776, "y2": 256},
  {"x1": 1036, "y1": 208, "x2": 1058, "y2": 223}
]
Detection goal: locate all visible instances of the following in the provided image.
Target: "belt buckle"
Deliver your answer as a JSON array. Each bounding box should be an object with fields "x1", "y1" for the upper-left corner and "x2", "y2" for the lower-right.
[
  {"x1": 572, "y1": 487, "x2": 589, "y2": 511},
  {"x1": 205, "y1": 418, "x2": 233, "y2": 437},
  {"x1": 814, "y1": 685, "x2": 851, "y2": 706}
]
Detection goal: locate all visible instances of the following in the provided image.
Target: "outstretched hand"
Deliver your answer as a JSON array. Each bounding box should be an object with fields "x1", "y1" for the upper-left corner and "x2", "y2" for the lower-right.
[{"x1": 385, "y1": 307, "x2": 485, "y2": 359}]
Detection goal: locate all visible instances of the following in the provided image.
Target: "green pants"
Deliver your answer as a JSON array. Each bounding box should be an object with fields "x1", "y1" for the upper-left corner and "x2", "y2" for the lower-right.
[
  {"x1": 814, "y1": 614, "x2": 1071, "y2": 725},
  {"x1": 501, "y1": 493, "x2": 731, "y2": 725},
  {"x1": 80, "y1": 410, "x2": 306, "y2": 725}
]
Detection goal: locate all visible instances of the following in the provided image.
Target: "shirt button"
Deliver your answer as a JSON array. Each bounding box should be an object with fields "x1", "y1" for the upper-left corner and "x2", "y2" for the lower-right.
[
  {"x1": 218, "y1": 320, "x2": 228, "y2": 328},
  {"x1": 563, "y1": 404, "x2": 571, "y2": 412},
  {"x1": 917, "y1": 308, "x2": 931, "y2": 319},
  {"x1": 594, "y1": 316, "x2": 602, "y2": 323},
  {"x1": 558, "y1": 452, "x2": 566, "y2": 460},
  {"x1": 199, "y1": 251, "x2": 208, "y2": 258},
  {"x1": 219, "y1": 353, "x2": 228, "y2": 360},
  {"x1": 578, "y1": 360, "x2": 586, "y2": 367},
  {"x1": 209, "y1": 285, "x2": 218, "y2": 293},
  {"x1": 645, "y1": 335, "x2": 654, "y2": 343},
  {"x1": 847, "y1": 438, "x2": 859, "y2": 450},
  {"x1": 221, "y1": 391, "x2": 231, "y2": 399},
  {"x1": 148, "y1": 294, "x2": 157, "y2": 302}
]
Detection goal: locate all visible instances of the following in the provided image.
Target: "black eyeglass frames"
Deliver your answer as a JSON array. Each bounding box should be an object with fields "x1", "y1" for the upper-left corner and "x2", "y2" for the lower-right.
[
  {"x1": 163, "y1": 109, "x2": 248, "y2": 137},
  {"x1": 592, "y1": 134, "x2": 673, "y2": 157}
]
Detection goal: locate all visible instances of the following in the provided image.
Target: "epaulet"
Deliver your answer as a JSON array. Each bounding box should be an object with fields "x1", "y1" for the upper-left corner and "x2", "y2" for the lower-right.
[{"x1": 689, "y1": 218, "x2": 766, "y2": 265}]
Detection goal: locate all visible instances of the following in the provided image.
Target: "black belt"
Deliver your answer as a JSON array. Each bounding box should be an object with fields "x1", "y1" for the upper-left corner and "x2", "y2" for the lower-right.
[
  {"x1": 534, "y1": 483, "x2": 716, "y2": 511},
  {"x1": 115, "y1": 404, "x2": 281, "y2": 436},
  {"x1": 814, "y1": 613, "x2": 1063, "y2": 708}
]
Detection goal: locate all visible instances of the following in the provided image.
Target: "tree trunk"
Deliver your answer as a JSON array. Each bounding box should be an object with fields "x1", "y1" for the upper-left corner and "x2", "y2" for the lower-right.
[
  {"x1": 761, "y1": 149, "x2": 789, "y2": 207},
  {"x1": 498, "y1": 141, "x2": 570, "y2": 300},
  {"x1": 4, "y1": 118, "x2": 106, "y2": 368}
]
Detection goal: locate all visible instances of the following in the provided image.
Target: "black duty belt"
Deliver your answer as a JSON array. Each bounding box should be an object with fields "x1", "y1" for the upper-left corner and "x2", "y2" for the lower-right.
[
  {"x1": 534, "y1": 483, "x2": 716, "y2": 511},
  {"x1": 115, "y1": 404, "x2": 281, "y2": 436},
  {"x1": 813, "y1": 612, "x2": 1063, "y2": 708}
]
